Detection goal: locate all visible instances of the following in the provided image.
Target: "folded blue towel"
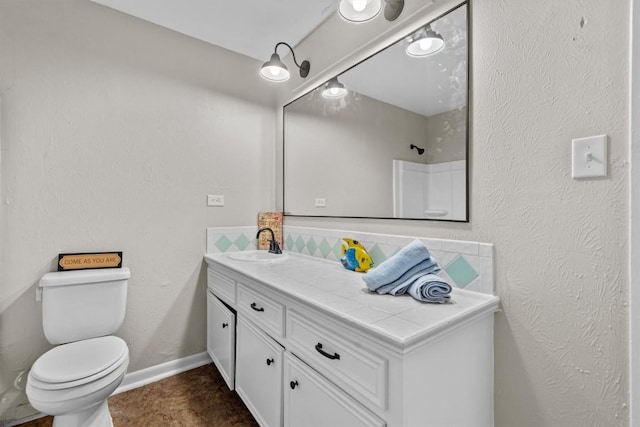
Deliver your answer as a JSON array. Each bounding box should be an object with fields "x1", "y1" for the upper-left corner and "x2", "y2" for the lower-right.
[
  {"x1": 373, "y1": 257, "x2": 441, "y2": 294},
  {"x1": 363, "y1": 240, "x2": 438, "y2": 291},
  {"x1": 407, "y1": 274, "x2": 451, "y2": 303}
]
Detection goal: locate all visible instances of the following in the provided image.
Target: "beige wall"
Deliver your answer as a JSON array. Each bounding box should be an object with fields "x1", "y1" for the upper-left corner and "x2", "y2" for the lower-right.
[
  {"x1": 284, "y1": 0, "x2": 630, "y2": 426},
  {"x1": 284, "y1": 91, "x2": 466, "y2": 217},
  {"x1": 0, "y1": 0, "x2": 276, "y2": 422},
  {"x1": 285, "y1": 91, "x2": 434, "y2": 217},
  {"x1": 424, "y1": 107, "x2": 467, "y2": 163}
]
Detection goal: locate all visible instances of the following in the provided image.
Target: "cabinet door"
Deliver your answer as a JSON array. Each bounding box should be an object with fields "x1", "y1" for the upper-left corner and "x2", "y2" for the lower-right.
[
  {"x1": 236, "y1": 317, "x2": 284, "y2": 427},
  {"x1": 284, "y1": 353, "x2": 385, "y2": 427},
  {"x1": 207, "y1": 291, "x2": 235, "y2": 390}
]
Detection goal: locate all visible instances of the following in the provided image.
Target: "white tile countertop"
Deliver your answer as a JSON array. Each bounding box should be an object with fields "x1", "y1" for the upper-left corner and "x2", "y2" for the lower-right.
[{"x1": 204, "y1": 251, "x2": 499, "y2": 350}]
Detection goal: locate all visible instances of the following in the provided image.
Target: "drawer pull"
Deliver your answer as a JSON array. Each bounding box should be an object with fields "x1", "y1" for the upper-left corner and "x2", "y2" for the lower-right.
[
  {"x1": 290, "y1": 380, "x2": 299, "y2": 390},
  {"x1": 266, "y1": 358, "x2": 274, "y2": 366},
  {"x1": 315, "y1": 343, "x2": 341, "y2": 360},
  {"x1": 250, "y1": 302, "x2": 265, "y2": 312},
  {"x1": 222, "y1": 323, "x2": 228, "y2": 328}
]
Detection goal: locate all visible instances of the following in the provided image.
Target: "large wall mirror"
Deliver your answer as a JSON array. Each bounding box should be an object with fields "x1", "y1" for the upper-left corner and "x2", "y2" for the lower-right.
[{"x1": 283, "y1": 3, "x2": 468, "y2": 221}]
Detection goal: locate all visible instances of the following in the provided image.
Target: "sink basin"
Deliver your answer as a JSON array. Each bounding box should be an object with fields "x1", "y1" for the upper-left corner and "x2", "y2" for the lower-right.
[{"x1": 227, "y1": 250, "x2": 289, "y2": 263}]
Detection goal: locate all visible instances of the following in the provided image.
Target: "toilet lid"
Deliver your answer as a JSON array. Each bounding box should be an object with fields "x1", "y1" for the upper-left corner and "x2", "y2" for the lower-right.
[{"x1": 30, "y1": 336, "x2": 128, "y2": 389}]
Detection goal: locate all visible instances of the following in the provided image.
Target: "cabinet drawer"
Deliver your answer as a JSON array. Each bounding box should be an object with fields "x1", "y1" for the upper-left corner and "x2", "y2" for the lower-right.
[
  {"x1": 284, "y1": 352, "x2": 385, "y2": 427},
  {"x1": 208, "y1": 269, "x2": 235, "y2": 305},
  {"x1": 286, "y1": 309, "x2": 388, "y2": 410},
  {"x1": 237, "y1": 282, "x2": 285, "y2": 340},
  {"x1": 206, "y1": 291, "x2": 235, "y2": 390}
]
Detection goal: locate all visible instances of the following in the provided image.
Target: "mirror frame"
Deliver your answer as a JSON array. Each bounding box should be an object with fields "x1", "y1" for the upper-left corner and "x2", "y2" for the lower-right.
[{"x1": 282, "y1": 2, "x2": 470, "y2": 222}]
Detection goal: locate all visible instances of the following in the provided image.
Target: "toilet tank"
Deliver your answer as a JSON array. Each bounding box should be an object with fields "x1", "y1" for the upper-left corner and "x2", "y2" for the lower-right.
[{"x1": 39, "y1": 267, "x2": 130, "y2": 345}]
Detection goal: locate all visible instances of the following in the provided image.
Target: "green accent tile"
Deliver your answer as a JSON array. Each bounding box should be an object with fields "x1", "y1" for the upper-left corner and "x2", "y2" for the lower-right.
[
  {"x1": 444, "y1": 255, "x2": 479, "y2": 288},
  {"x1": 318, "y1": 238, "x2": 332, "y2": 258},
  {"x1": 234, "y1": 234, "x2": 250, "y2": 250},
  {"x1": 306, "y1": 238, "x2": 318, "y2": 255},
  {"x1": 214, "y1": 235, "x2": 233, "y2": 252},
  {"x1": 286, "y1": 235, "x2": 295, "y2": 251},
  {"x1": 368, "y1": 244, "x2": 387, "y2": 267},
  {"x1": 332, "y1": 239, "x2": 343, "y2": 259},
  {"x1": 295, "y1": 236, "x2": 306, "y2": 253}
]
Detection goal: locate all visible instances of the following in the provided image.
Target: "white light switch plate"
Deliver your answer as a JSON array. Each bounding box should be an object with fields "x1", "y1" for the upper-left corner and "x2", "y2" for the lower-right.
[{"x1": 572, "y1": 134, "x2": 607, "y2": 179}]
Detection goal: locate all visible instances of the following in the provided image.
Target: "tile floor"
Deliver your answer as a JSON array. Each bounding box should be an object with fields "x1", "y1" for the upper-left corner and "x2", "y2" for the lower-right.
[{"x1": 18, "y1": 364, "x2": 258, "y2": 427}]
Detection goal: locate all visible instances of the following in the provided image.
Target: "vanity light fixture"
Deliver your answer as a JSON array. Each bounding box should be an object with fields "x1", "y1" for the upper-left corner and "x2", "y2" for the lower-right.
[
  {"x1": 260, "y1": 42, "x2": 310, "y2": 82},
  {"x1": 406, "y1": 25, "x2": 445, "y2": 57},
  {"x1": 321, "y1": 77, "x2": 348, "y2": 98},
  {"x1": 338, "y1": 0, "x2": 382, "y2": 23},
  {"x1": 338, "y1": 0, "x2": 404, "y2": 23}
]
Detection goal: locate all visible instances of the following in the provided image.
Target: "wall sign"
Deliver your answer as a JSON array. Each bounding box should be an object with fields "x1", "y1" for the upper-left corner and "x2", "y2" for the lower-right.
[{"x1": 58, "y1": 252, "x2": 123, "y2": 271}]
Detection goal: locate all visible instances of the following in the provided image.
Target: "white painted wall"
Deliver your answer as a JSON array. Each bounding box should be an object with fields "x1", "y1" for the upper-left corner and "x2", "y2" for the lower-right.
[
  {"x1": 283, "y1": 0, "x2": 631, "y2": 425},
  {"x1": 0, "y1": 0, "x2": 276, "y2": 422}
]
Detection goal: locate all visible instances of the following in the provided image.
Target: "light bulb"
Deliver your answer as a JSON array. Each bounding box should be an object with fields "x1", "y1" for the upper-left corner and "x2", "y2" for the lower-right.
[
  {"x1": 352, "y1": 0, "x2": 367, "y2": 12},
  {"x1": 419, "y1": 38, "x2": 433, "y2": 50},
  {"x1": 330, "y1": 88, "x2": 339, "y2": 95},
  {"x1": 268, "y1": 67, "x2": 280, "y2": 76}
]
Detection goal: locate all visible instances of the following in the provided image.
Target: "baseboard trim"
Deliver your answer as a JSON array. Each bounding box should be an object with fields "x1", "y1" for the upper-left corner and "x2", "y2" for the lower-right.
[
  {"x1": 115, "y1": 351, "x2": 212, "y2": 394},
  {"x1": 3, "y1": 352, "x2": 212, "y2": 427}
]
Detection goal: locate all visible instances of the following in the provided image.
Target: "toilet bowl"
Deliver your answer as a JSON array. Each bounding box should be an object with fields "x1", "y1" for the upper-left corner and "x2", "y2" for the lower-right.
[
  {"x1": 27, "y1": 336, "x2": 129, "y2": 427},
  {"x1": 26, "y1": 268, "x2": 130, "y2": 427}
]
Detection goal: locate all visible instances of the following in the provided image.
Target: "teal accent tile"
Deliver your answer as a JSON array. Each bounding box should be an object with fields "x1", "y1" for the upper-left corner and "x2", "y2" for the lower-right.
[
  {"x1": 444, "y1": 255, "x2": 479, "y2": 288},
  {"x1": 234, "y1": 234, "x2": 250, "y2": 250},
  {"x1": 214, "y1": 235, "x2": 233, "y2": 253},
  {"x1": 332, "y1": 239, "x2": 343, "y2": 259},
  {"x1": 318, "y1": 238, "x2": 332, "y2": 258},
  {"x1": 286, "y1": 235, "x2": 295, "y2": 251},
  {"x1": 368, "y1": 244, "x2": 387, "y2": 267},
  {"x1": 306, "y1": 238, "x2": 318, "y2": 255},
  {"x1": 295, "y1": 236, "x2": 306, "y2": 253}
]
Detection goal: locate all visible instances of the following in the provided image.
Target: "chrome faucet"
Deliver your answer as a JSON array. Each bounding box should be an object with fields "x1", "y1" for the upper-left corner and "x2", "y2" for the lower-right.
[{"x1": 256, "y1": 227, "x2": 282, "y2": 254}]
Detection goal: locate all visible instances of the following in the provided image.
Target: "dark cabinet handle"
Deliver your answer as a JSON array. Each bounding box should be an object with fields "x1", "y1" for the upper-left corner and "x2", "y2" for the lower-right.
[
  {"x1": 290, "y1": 380, "x2": 299, "y2": 390},
  {"x1": 250, "y1": 302, "x2": 264, "y2": 312},
  {"x1": 266, "y1": 358, "x2": 274, "y2": 366},
  {"x1": 315, "y1": 343, "x2": 340, "y2": 360},
  {"x1": 222, "y1": 323, "x2": 228, "y2": 328}
]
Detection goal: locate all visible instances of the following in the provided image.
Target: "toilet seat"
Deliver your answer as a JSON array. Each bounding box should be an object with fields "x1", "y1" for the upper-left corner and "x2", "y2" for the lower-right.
[{"x1": 29, "y1": 336, "x2": 128, "y2": 390}]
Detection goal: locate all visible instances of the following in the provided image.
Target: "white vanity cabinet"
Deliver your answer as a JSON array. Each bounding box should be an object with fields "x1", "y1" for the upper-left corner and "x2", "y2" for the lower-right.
[
  {"x1": 206, "y1": 290, "x2": 235, "y2": 390},
  {"x1": 236, "y1": 317, "x2": 284, "y2": 427},
  {"x1": 205, "y1": 253, "x2": 499, "y2": 427}
]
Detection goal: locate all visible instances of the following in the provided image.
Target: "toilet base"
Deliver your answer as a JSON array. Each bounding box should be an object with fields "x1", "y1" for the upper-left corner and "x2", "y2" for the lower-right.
[{"x1": 52, "y1": 400, "x2": 113, "y2": 427}]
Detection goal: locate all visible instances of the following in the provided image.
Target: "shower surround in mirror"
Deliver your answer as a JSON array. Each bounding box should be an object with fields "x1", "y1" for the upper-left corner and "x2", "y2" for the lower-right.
[
  {"x1": 283, "y1": 4, "x2": 468, "y2": 221},
  {"x1": 393, "y1": 159, "x2": 466, "y2": 219}
]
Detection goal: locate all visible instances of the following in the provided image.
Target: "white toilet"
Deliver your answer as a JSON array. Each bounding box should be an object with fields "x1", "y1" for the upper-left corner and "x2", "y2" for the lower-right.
[{"x1": 26, "y1": 267, "x2": 131, "y2": 427}]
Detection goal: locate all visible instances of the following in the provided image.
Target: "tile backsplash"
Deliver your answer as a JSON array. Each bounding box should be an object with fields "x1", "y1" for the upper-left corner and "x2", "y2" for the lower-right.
[{"x1": 206, "y1": 225, "x2": 495, "y2": 295}]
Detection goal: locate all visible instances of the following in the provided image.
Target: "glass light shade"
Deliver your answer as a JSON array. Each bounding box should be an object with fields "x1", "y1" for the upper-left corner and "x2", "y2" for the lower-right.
[
  {"x1": 338, "y1": 0, "x2": 382, "y2": 23},
  {"x1": 260, "y1": 53, "x2": 290, "y2": 82},
  {"x1": 322, "y1": 78, "x2": 347, "y2": 98},
  {"x1": 406, "y1": 28, "x2": 445, "y2": 57}
]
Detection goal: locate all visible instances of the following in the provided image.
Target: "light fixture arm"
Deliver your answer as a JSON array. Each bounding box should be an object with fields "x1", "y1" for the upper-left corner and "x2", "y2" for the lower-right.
[{"x1": 273, "y1": 42, "x2": 310, "y2": 78}]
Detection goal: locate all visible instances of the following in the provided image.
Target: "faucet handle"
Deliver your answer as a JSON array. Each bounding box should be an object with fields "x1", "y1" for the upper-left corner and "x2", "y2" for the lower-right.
[{"x1": 269, "y1": 239, "x2": 282, "y2": 254}]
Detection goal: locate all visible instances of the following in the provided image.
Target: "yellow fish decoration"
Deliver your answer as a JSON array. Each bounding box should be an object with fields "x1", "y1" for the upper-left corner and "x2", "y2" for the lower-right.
[{"x1": 340, "y1": 238, "x2": 373, "y2": 273}]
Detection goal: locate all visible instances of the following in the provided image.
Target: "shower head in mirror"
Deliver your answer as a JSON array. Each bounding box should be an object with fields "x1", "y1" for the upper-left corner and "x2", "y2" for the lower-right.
[{"x1": 410, "y1": 144, "x2": 425, "y2": 155}]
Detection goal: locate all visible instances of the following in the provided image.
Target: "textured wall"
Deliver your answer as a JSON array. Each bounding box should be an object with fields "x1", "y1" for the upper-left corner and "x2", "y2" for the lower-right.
[
  {"x1": 284, "y1": 0, "x2": 630, "y2": 425},
  {"x1": 0, "y1": 0, "x2": 276, "y2": 422}
]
